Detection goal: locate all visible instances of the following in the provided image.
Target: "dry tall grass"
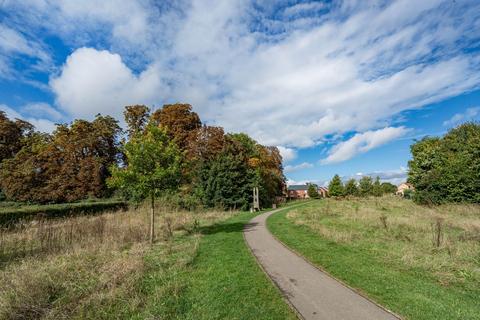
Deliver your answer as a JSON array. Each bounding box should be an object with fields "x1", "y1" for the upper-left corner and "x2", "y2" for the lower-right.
[
  {"x1": 287, "y1": 196, "x2": 480, "y2": 288},
  {"x1": 0, "y1": 203, "x2": 233, "y2": 319}
]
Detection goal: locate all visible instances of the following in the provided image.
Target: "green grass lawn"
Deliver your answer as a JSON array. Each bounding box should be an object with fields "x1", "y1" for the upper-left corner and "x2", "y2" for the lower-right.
[
  {"x1": 267, "y1": 198, "x2": 480, "y2": 320},
  {"x1": 138, "y1": 211, "x2": 297, "y2": 319}
]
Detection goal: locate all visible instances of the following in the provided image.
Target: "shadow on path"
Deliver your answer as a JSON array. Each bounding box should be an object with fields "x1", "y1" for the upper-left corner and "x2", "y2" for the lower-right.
[{"x1": 199, "y1": 221, "x2": 258, "y2": 235}]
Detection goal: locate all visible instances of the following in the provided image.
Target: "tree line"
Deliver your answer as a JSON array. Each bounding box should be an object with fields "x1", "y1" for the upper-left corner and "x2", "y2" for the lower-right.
[
  {"x1": 327, "y1": 174, "x2": 397, "y2": 197},
  {"x1": 0, "y1": 104, "x2": 285, "y2": 210}
]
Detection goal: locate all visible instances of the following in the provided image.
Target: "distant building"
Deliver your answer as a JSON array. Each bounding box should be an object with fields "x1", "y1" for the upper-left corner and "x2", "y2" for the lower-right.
[
  {"x1": 396, "y1": 182, "x2": 414, "y2": 196},
  {"x1": 287, "y1": 184, "x2": 329, "y2": 199}
]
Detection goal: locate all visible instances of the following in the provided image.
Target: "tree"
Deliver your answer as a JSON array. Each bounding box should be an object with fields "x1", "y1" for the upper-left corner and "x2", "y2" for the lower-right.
[
  {"x1": 358, "y1": 176, "x2": 373, "y2": 196},
  {"x1": 151, "y1": 104, "x2": 201, "y2": 150},
  {"x1": 124, "y1": 105, "x2": 150, "y2": 138},
  {"x1": 108, "y1": 124, "x2": 182, "y2": 243},
  {"x1": 307, "y1": 184, "x2": 319, "y2": 198},
  {"x1": 194, "y1": 136, "x2": 253, "y2": 210},
  {"x1": 0, "y1": 111, "x2": 34, "y2": 163},
  {"x1": 0, "y1": 115, "x2": 122, "y2": 203},
  {"x1": 408, "y1": 122, "x2": 480, "y2": 204},
  {"x1": 328, "y1": 174, "x2": 344, "y2": 197},
  {"x1": 373, "y1": 176, "x2": 383, "y2": 197},
  {"x1": 381, "y1": 182, "x2": 397, "y2": 194},
  {"x1": 344, "y1": 178, "x2": 358, "y2": 196}
]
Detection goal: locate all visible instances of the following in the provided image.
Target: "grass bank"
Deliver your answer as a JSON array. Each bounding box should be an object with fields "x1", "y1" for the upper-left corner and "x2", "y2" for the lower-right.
[
  {"x1": 267, "y1": 197, "x2": 480, "y2": 320},
  {"x1": 1, "y1": 205, "x2": 296, "y2": 319}
]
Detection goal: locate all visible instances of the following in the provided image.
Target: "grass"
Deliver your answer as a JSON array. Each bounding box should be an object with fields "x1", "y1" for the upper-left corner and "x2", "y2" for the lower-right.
[
  {"x1": 0, "y1": 203, "x2": 296, "y2": 319},
  {"x1": 0, "y1": 199, "x2": 127, "y2": 227},
  {"x1": 267, "y1": 196, "x2": 480, "y2": 320}
]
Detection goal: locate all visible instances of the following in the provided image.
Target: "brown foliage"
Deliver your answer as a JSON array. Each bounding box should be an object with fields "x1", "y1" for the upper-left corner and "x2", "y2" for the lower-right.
[
  {"x1": 0, "y1": 111, "x2": 34, "y2": 163},
  {"x1": 187, "y1": 125, "x2": 225, "y2": 162},
  {"x1": 124, "y1": 105, "x2": 150, "y2": 138},
  {"x1": 0, "y1": 115, "x2": 122, "y2": 203},
  {"x1": 151, "y1": 104, "x2": 201, "y2": 150}
]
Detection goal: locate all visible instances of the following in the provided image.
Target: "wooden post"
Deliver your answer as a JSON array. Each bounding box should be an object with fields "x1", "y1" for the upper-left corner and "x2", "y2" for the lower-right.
[
  {"x1": 253, "y1": 187, "x2": 260, "y2": 211},
  {"x1": 150, "y1": 193, "x2": 155, "y2": 244}
]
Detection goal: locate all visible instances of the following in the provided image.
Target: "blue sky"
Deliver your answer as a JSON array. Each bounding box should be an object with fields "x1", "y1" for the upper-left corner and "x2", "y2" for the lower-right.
[{"x1": 1, "y1": 0, "x2": 480, "y2": 186}]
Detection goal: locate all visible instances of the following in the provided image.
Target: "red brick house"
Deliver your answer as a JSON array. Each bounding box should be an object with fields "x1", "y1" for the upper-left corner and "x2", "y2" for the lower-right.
[{"x1": 287, "y1": 185, "x2": 328, "y2": 199}]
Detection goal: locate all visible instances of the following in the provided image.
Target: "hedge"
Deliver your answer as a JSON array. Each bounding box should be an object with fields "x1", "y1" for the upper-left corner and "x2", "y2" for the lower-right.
[{"x1": 0, "y1": 200, "x2": 128, "y2": 227}]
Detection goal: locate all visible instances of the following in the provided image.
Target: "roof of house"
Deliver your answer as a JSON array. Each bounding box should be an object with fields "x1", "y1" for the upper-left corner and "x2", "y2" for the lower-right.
[{"x1": 288, "y1": 185, "x2": 308, "y2": 191}]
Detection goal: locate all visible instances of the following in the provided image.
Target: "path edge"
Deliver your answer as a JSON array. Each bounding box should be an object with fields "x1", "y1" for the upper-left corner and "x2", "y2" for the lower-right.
[
  {"x1": 242, "y1": 206, "x2": 305, "y2": 320},
  {"x1": 265, "y1": 205, "x2": 403, "y2": 320}
]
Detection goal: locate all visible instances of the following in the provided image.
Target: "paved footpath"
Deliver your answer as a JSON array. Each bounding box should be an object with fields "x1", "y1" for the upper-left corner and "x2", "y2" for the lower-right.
[{"x1": 244, "y1": 207, "x2": 400, "y2": 320}]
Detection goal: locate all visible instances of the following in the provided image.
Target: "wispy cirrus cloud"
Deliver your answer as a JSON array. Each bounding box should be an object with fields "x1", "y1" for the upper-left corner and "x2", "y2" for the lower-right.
[
  {"x1": 443, "y1": 107, "x2": 480, "y2": 127},
  {"x1": 284, "y1": 162, "x2": 314, "y2": 173}
]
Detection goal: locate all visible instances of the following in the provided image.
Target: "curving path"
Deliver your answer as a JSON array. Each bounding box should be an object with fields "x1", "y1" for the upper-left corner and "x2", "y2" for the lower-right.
[{"x1": 244, "y1": 207, "x2": 400, "y2": 320}]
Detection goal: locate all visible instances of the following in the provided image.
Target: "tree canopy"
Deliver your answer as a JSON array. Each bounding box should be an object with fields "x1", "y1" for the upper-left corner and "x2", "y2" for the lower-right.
[
  {"x1": 328, "y1": 174, "x2": 344, "y2": 197},
  {"x1": 408, "y1": 122, "x2": 480, "y2": 204},
  {"x1": 0, "y1": 104, "x2": 286, "y2": 209}
]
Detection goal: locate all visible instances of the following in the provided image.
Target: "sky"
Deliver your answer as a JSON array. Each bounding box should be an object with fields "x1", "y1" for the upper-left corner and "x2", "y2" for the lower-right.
[{"x1": 1, "y1": 0, "x2": 480, "y2": 186}]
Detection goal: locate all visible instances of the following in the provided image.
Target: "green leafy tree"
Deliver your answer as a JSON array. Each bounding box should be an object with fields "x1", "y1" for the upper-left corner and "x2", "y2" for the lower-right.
[
  {"x1": 307, "y1": 184, "x2": 319, "y2": 198},
  {"x1": 359, "y1": 176, "x2": 373, "y2": 196},
  {"x1": 381, "y1": 182, "x2": 397, "y2": 194},
  {"x1": 344, "y1": 179, "x2": 358, "y2": 196},
  {"x1": 408, "y1": 122, "x2": 480, "y2": 204},
  {"x1": 108, "y1": 124, "x2": 182, "y2": 243},
  {"x1": 328, "y1": 174, "x2": 344, "y2": 197},
  {"x1": 373, "y1": 176, "x2": 383, "y2": 197}
]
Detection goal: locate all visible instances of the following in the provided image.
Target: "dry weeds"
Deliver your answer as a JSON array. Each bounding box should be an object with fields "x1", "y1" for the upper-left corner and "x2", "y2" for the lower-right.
[
  {"x1": 0, "y1": 202, "x2": 233, "y2": 319},
  {"x1": 287, "y1": 196, "x2": 480, "y2": 288}
]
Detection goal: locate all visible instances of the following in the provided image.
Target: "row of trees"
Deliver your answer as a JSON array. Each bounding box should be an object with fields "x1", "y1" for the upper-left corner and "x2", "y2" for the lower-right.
[
  {"x1": 408, "y1": 122, "x2": 480, "y2": 204},
  {"x1": 328, "y1": 174, "x2": 397, "y2": 197},
  {"x1": 0, "y1": 104, "x2": 285, "y2": 209}
]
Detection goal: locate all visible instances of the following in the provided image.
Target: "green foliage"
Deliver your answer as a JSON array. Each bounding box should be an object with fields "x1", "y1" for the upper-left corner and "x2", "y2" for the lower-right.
[
  {"x1": 373, "y1": 176, "x2": 383, "y2": 197},
  {"x1": 358, "y1": 176, "x2": 373, "y2": 196},
  {"x1": 0, "y1": 200, "x2": 127, "y2": 227},
  {"x1": 344, "y1": 179, "x2": 359, "y2": 196},
  {"x1": 328, "y1": 174, "x2": 344, "y2": 197},
  {"x1": 381, "y1": 182, "x2": 397, "y2": 194},
  {"x1": 403, "y1": 189, "x2": 414, "y2": 199},
  {"x1": 408, "y1": 122, "x2": 480, "y2": 204},
  {"x1": 108, "y1": 124, "x2": 182, "y2": 202},
  {"x1": 307, "y1": 184, "x2": 319, "y2": 198}
]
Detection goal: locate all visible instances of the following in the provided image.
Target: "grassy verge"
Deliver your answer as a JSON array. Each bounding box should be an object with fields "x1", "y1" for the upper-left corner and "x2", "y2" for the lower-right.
[
  {"x1": 138, "y1": 211, "x2": 297, "y2": 319},
  {"x1": 1, "y1": 204, "x2": 296, "y2": 319},
  {"x1": 267, "y1": 197, "x2": 480, "y2": 320}
]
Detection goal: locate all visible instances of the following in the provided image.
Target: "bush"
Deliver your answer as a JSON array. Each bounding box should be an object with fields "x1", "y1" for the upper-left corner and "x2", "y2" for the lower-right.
[
  {"x1": 408, "y1": 122, "x2": 480, "y2": 204},
  {"x1": 0, "y1": 200, "x2": 128, "y2": 227}
]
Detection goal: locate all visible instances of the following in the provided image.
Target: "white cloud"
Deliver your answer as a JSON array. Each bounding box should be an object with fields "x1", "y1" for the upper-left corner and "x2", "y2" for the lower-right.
[
  {"x1": 21, "y1": 102, "x2": 63, "y2": 121},
  {"x1": 277, "y1": 146, "x2": 297, "y2": 163},
  {"x1": 443, "y1": 107, "x2": 480, "y2": 127},
  {"x1": 284, "y1": 162, "x2": 314, "y2": 173},
  {"x1": 3, "y1": 0, "x2": 480, "y2": 155},
  {"x1": 0, "y1": 24, "x2": 52, "y2": 78},
  {"x1": 0, "y1": 104, "x2": 56, "y2": 133},
  {"x1": 283, "y1": 2, "x2": 325, "y2": 17},
  {"x1": 342, "y1": 167, "x2": 408, "y2": 186},
  {"x1": 321, "y1": 127, "x2": 410, "y2": 164},
  {"x1": 50, "y1": 47, "x2": 163, "y2": 119}
]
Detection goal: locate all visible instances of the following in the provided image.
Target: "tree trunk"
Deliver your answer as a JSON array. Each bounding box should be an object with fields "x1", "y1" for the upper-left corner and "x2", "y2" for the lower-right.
[{"x1": 150, "y1": 193, "x2": 155, "y2": 244}]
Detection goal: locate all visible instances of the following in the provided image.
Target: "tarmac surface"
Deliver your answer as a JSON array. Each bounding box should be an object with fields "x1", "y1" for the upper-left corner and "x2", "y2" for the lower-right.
[{"x1": 243, "y1": 207, "x2": 400, "y2": 320}]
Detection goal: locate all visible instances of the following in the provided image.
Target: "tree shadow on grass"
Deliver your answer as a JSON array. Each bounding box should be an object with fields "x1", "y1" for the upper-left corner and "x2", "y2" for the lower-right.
[{"x1": 199, "y1": 221, "x2": 258, "y2": 235}]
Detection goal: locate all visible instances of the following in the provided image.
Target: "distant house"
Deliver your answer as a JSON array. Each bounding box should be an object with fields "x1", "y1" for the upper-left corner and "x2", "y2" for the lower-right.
[
  {"x1": 396, "y1": 182, "x2": 414, "y2": 196},
  {"x1": 287, "y1": 184, "x2": 329, "y2": 199}
]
